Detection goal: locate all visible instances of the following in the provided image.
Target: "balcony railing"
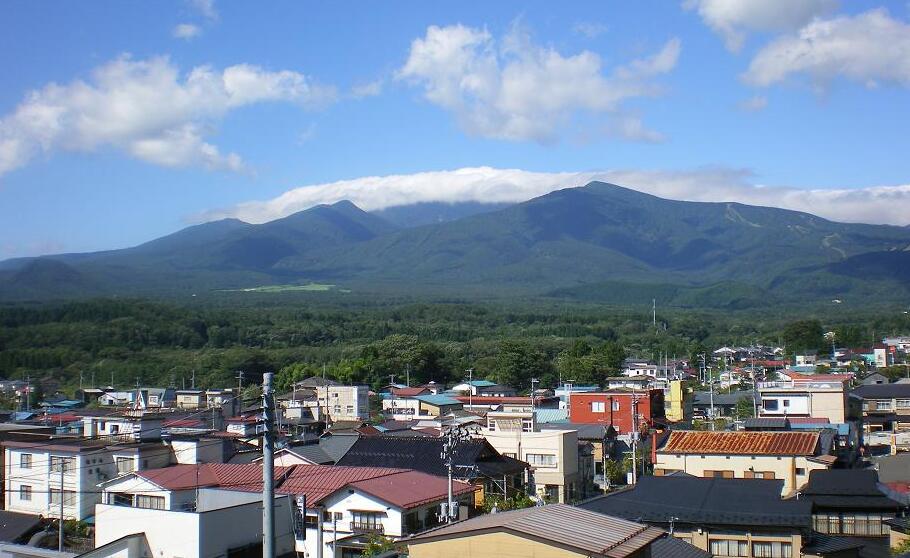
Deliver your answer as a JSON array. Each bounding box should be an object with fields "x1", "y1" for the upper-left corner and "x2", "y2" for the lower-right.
[{"x1": 350, "y1": 522, "x2": 384, "y2": 534}]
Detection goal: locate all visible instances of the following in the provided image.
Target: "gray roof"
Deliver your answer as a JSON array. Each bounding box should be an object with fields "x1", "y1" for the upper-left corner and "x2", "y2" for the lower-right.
[
  {"x1": 650, "y1": 536, "x2": 712, "y2": 558},
  {"x1": 853, "y1": 384, "x2": 910, "y2": 399},
  {"x1": 0, "y1": 510, "x2": 42, "y2": 543},
  {"x1": 284, "y1": 444, "x2": 334, "y2": 464},
  {"x1": 876, "y1": 453, "x2": 910, "y2": 482},
  {"x1": 318, "y1": 433, "x2": 360, "y2": 462},
  {"x1": 541, "y1": 422, "x2": 610, "y2": 441},
  {"x1": 409, "y1": 504, "x2": 664, "y2": 557},
  {"x1": 692, "y1": 391, "x2": 757, "y2": 406}
]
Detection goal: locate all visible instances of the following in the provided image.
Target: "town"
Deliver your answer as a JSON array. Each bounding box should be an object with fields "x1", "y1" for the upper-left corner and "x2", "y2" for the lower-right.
[{"x1": 0, "y1": 335, "x2": 906, "y2": 558}]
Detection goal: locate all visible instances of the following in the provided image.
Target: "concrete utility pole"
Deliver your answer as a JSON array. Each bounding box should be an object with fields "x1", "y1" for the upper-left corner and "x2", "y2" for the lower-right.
[
  {"x1": 466, "y1": 368, "x2": 474, "y2": 410},
  {"x1": 630, "y1": 392, "x2": 639, "y2": 485},
  {"x1": 58, "y1": 462, "x2": 64, "y2": 552},
  {"x1": 262, "y1": 372, "x2": 275, "y2": 558}
]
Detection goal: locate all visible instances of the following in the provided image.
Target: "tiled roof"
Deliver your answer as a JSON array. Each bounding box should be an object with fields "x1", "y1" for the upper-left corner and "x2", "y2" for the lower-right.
[
  {"x1": 660, "y1": 430, "x2": 819, "y2": 456},
  {"x1": 409, "y1": 504, "x2": 664, "y2": 558},
  {"x1": 390, "y1": 387, "x2": 431, "y2": 397},
  {"x1": 132, "y1": 463, "x2": 472, "y2": 509}
]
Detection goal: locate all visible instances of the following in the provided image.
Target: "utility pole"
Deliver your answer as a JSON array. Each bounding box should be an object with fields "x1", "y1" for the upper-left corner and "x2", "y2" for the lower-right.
[
  {"x1": 58, "y1": 461, "x2": 65, "y2": 551},
  {"x1": 191, "y1": 369, "x2": 196, "y2": 390},
  {"x1": 708, "y1": 355, "x2": 715, "y2": 431},
  {"x1": 465, "y1": 368, "x2": 474, "y2": 410},
  {"x1": 530, "y1": 378, "x2": 538, "y2": 414},
  {"x1": 262, "y1": 372, "x2": 275, "y2": 558},
  {"x1": 440, "y1": 426, "x2": 468, "y2": 523},
  {"x1": 630, "y1": 392, "x2": 639, "y2": 485},
  {"x1": 652, "y1": 299, "x2": 656, "y2": 328}
]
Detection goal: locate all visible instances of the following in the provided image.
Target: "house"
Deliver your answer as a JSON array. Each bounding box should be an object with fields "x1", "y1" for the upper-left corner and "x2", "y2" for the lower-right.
[
  {"x1": 796, "y1": 350, "x2": 819, "y2": 366},
  {"x1": 407, "y1": 503, "x2": 666, "y2": 558},
  {"x1": 2, "y1": 436, "x2": 172, "y2": 520},
  {"x1": 204, "y1": 388, "x2": 235, "y2": 410},
  {"x1": 314, "y1": 385, "x2": 370, "y2": 422},
  {"x1": 450, "y1": 380, "x2": 498, "y2": 395},
  {"x1": 758, "y1": 372, "x2": 855, "y2": 424},
  {"x1": 568, "y1": 389, "x2": 665, "y2": 435},
  {"x1": 579, "y1": 475, "x2": 855, "y2": 558},
  {"x1": 852, "y1": 383, "x2": 910, "y2": 433},
  {"x1": 174, "y1": 390, "x2": 205, "y2": 410},
  {"x1": 383, "y1": 393, "x2": 463, "y2": 420},
  {"x1": 481, "y1": 411, "x2": 582, "y2": 503},
  {"x1": 81, "y1": 411, "x2": 165, "y2": 442},
  {"x1": 604, "y1": 375, "x2": 654, "y2": 391},
  {"x1": 224, "y1": 415, "x2": 262, "y2": 437},
  {"x1": 335, "y1": 435, "x2": 527, "y2": 507},
  {"x1": 691, "y1": 391, "x2": 757, "y2": 419},
  {"x1": 862, "y1": 373, "x2": 890, "y2": 386},
  {"x1": 453, "y1": 395, "x2": 560, "y2": 413},
  {"x1": 653, "y1": 430, "x2": 836, "y2": 495},
  {"x1": 99, "y1": 462, "x2": 474, "y2": 558},
  {"x1": 540, "y1": 422, "x2": 622, "y2": 491},
  {"x1": 93, "y1": 489, "x2": 296, "y2": 558},
  {"x1": 799, "y1": 469, "x2": 902, "y2": 546}
]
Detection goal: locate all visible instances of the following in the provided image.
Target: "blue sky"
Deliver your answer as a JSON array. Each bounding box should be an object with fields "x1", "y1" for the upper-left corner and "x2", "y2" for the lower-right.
[{"x1": 1, "y1": 1, "x2": 909, "y2": 258}]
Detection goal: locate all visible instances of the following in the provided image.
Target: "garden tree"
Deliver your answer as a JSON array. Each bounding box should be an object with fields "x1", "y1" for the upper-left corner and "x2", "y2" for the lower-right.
[
  {"x1": 893, "y1": 538, "x2": 910, "y2": 555},
  {"x1": 734, "y1": 396, "x2": 755, "y2": 420},
  {"x1": 832, "y1": 324, "x2": 867, "y2": 348},
  {"x1": 782, "y1": 319, "x2": 825, "y2": 354},
  {"x1": 274, "y1": 362, "x2": 321, "y2": 392},
  {"x1": 481, "y1": 493, "x2": 535, "y2": 513},
  {"x1": 361, "y1": 535, "x2": 399, "y2": 557},
  {"x1": 240, "y1": 383, "x2": 261, "y2": 404}
]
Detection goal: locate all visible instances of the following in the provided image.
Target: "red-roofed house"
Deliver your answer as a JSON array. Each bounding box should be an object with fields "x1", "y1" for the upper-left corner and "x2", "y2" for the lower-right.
[{"x1": 99, "y1": 462, "x2": 475, "y2": 557}]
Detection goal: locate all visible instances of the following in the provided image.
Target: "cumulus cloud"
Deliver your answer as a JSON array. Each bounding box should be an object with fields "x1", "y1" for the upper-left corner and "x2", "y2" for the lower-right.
[
  {"x1": 350, "y1": 80, "x2": 383, "y2": 98},
  {"x1": 0, "y1": 55, "x2": 336, "y2": 176},
  {"x1": 190, "y1": 0, "x2": 218, "y2": 21},
  {"x1": 685, "y1": 0, "x2": 838, "y2": 52},
  {"x1": 173, "y1": 23, "x2": 202, "y2": 40},
  {"x1": 199, "y1": 166, "x2": 910, "y2": 227},
  {"x1": 738, "y1": 95, "x2": 768, "y2": 112},
  {"x1": 397, "y1": 23, "x2": 680, "y2": 143},
  {"x1": 743, "y1": 8, "x2": 910, "y2": 87}
]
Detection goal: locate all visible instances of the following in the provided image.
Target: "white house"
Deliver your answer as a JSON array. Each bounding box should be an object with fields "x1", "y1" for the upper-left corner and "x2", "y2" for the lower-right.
[{"x1": 98, "y1": 462, "x2": 474, "y2": 558}]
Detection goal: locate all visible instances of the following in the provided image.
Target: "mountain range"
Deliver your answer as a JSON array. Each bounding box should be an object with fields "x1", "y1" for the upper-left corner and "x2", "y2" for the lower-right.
[{"x1": 2, "y1": 182, "x2": 909, "y2": 307}]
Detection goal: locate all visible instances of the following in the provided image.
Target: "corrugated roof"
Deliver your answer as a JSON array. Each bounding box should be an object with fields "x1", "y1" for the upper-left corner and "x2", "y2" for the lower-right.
[
  {"x1": 661, "y1": 430, "x2": 819, "y2": 456},
  {"x1": 409, "y1": 504, "x2": 663, "y2": 558},
  {"x1": 413, "y1": 394, "x2": 462, "y2": 406}
]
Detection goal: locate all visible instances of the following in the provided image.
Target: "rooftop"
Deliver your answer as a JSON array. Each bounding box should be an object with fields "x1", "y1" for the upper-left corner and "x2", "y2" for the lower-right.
[
  {"x1": 413, "y1": 394, "x2": 462, "y2": 406},
  {"x1": 409, "y1": 504, "x2": 664, "y2": 558},
  {"x1": 579, "y1": 475, "x2": 811, "y2": 528},
  {"x1": 853, "y1": 383, "x2": 910, "y2": 399},
  {"x1": 660, "y1": 430, "x2": 820, "y2": 456}
]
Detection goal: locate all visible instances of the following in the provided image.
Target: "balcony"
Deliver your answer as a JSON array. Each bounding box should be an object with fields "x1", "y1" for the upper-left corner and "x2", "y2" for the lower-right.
[{"x1": 350, "y1": 522, "x2": 384, "y2": 534}]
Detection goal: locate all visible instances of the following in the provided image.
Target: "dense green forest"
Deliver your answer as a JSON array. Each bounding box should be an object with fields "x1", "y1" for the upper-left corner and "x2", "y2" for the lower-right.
[{"x1": 1, "y1": 293, "x2": 908, "y2": 399}]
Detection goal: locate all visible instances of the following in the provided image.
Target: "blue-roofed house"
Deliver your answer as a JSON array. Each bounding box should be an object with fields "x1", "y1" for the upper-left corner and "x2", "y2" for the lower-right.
[{"x1": 413, "y1": 394, "x2": 463, "y2": 418}]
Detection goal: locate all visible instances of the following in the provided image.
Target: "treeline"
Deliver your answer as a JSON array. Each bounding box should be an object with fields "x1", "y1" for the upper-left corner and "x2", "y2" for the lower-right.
[{"x1": 0, "y1": 298, "x2": 907, "y2": 397}]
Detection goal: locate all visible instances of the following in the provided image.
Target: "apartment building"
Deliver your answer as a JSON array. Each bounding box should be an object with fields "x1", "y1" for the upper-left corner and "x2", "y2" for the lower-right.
[
  {"x1": 758, "y1": 372, "x2": 854, "y2": 424},
  {"x1": 314, "y1": 385, "x2": 370, "y2": 422},
  {"x1": 481, "y1": 411, "x2": 581, "y2": 503},
  {"x1": 852, "y1": 383, "x2": 910, "y2": 432},
  {"x1": 2, "y1": 436, "x2": 171, "y2": 520},
  {"x1": 653, "y1": 430, "x2": 835, "y2": 495}
]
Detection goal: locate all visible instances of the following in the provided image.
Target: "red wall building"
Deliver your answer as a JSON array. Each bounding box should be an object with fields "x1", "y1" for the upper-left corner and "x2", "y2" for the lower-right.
[{"x1": 568, "y1": 390, "x2": 665, "y2": 434}]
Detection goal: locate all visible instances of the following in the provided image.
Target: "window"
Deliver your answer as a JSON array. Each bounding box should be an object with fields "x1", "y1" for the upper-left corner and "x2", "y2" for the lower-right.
[
  {"x1": 782, "y1": 399, "x2": 790, "y2": 407},
  {"x1": 526, "y1": 453, "x2": 557, "y2": 467},
  {"x1": 351, "y1": 511, "x2": 383, "y2": 532},
  {"x1": 19, "y1": 453, "x2": 32, "y2": 469},
  {"x1": 333, "y1": 405, "x2": 341, "y2": 413},
  {"x1": 346, "y1": 405, "x2": 354, "y2": 414},
  {"x1": 877, "y1": 400, "x2": 893, "y2": 411},
  {"x1": 19, "y1": 485, "x2": 31, "y2": 501},
  {"x1": 592, "y1": 401, "x2": 606, "y2": 413},
  {"x1": 116, "y1": 457, "x2": 135, "y2": 474},
  {"x1": 814, "y1": 512, "x2": 889, "y2": 536},
  {"x1": 704, "y1": 470, "x2": 734, "y2": 479},
  {"x1": 109, "y1": 493, "x2": 132, "y2": 507},
  {"x1": 896, "y1": 399, "x2": 910, "y2": 409},
  {"x1": 110, "y1": 424, "x2": 120, "y2": 434},
  {"x1": 709, "y1": 539, "x2": 748, "y2": 557},
  {"x1": 50, "y1": 456, "x2": 75, "y2": 474},
  {"x1": 752, "y1": 541, "x2": 792, "y2": 558},
  {"x1": 49, "y1": 489, "x2": 76, "y2": 506},
  {"x1": 504, "y1": 452, "x2": 516, "y2": 458},
  {"x1": 795, "y1": 468, "x2": 806, "y2": 475},
  {"x1": 612, "y1": 400, "x2": 621, "y2": 411},
  {"x1": 762, "y1": 399, "x2": 779, "y2": 411},
  {"x1": 135, "y1": 495, "x2": 165, "y2": 509}
]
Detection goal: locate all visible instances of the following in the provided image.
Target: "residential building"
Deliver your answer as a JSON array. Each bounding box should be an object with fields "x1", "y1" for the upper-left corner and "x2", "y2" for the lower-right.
[
  {"x1": 454, "y1": 395, "x2": 559, "y2": 413},
  {"x1": 315, "y1": 385, "x2": 370, "y2": 422},
  {"x1": 335, "y1": 435, "x2": 527, "y2": 507},
  {"x1": 81, "y1": 411, "x2": 165, "y2": 442},
  {"x1": 450, "y1": 380, "x2": 499, "y2": 396},
  {"x1": 800, "y1": 469, "x2": 902, "y2": 548},
  {"x1": 174, "y1": 390, "x2": 205, "y2": 410},
  {"x1": 579, "y1": 475, "x2": 857, "y2": 558},
  {"x1": 99, "y1": 462, "x2": 474, "y2": 558},
  {"x1": 94, "y1": 489, "x2": 295, "y2": 558},
  {"x1": 758, "y1": 373, "x2": 855, "y2": 424},
  {"x1": 383, "y1": 394, "x2": 462, "y2": 419},
  {"x1": 665, "y1": 379, "x2": 690, "y2": 422},
  {"x1": 653, "y1": 430, "x2": 835, "y2": 495},
  {"x1": 796, "y1": 351, "x2": 819, "y2": 366},
  {"x1": 852, "y1": 383, "x2": 910, "y2": 432},
  {"x1": 692, "y1": 391, "x2": 757, "y2": 419},
  {"x1": 2, "y1": 436, "x2": 172, "y2": 520},
  {"x1": 567, "y1": 389, "x2": 665, "y2": 435},
  {"x1": 481, "y1": 411, "x2": 581, "y2": 503},
  {"x1": 407, "y1": 504, "x2": 666, "y2": 558}
]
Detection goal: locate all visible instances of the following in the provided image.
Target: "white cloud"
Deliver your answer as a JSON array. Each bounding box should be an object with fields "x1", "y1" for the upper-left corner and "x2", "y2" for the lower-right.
[
  {"x1": 397, "y1": 23, "x2": 680, "y2": 143},
  {"x1": 743, "y1": 8, "x2": 910, "y2": 87},
  {"x1": 190, "y1": 0, "x2": 218, "y2": 21},
  {"x1": 573, "y1": 21, "x2": 609, "y2": 39},
  {"x1": 685, "y1": 0, "x2": 838, "y2": 52},
  {"x1": 199, "y1": 166, "x2": 910, "y2": 227},
  {"x1": 738, "y1": 95, "x2": 767, "y2": 111},
  {"x1": 0, "y1": 55, "x2": 335, "y2": 176},
  {"x1": 173, "y1": 23, "x2": 202, "y2": 40},
  {"x1": 350, "y1": 80, "x2": 383, "y2": 98}
]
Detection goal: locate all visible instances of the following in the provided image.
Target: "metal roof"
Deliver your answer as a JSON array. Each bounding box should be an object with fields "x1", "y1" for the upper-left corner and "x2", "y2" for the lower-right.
[
  {"x1": 409, "y1": 504, "x2": 664, "y2": 558},
  {"x1": 661, "y1": 430, "x2": 819, "y2": 456},
  {"x1": 413, "y1": 394, "x2": 462, "y2": 406}
]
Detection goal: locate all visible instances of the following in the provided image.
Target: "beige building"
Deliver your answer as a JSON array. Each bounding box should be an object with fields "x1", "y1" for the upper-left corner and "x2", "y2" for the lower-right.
[
  {"x1": 653, "y1": 430, "x2": 834, "y2": 495},
  {"x1": 314, "y1": 385, "x2": 370, "y2": 422},
  {"x1": 408, "y1": 504, "x2": 664, "y2": 558},
  {"x1": 481, "y1": 411, "x2": 580, "y2": 503},
  {"x1": 758, "y1": 372, "x2": 853, "y2": 423}
]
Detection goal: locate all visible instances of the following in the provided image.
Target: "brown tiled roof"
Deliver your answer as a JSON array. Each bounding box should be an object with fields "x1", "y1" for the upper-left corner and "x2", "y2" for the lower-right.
[
  {"x1": 661, "y1": 431, "x2": 819, "y2": 456},
  {"x1": 391, "y1": 387, "x2": 431, "y2": 397},
  {"x1": 409, "y1": 503, "x2": 663, "y2": 558}
]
